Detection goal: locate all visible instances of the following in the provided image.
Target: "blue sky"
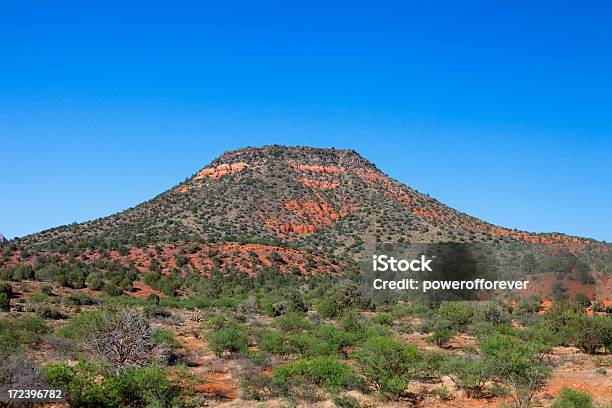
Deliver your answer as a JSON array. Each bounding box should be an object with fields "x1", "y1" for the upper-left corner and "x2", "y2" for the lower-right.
[{"x1": 1, "y1": 1, "x2": 611, "y2": 241}]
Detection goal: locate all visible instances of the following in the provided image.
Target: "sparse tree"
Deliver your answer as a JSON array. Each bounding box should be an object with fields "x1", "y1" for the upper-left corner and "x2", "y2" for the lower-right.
[{"x1": 81, "y1": 308, "x2": 154, "y2": 372}]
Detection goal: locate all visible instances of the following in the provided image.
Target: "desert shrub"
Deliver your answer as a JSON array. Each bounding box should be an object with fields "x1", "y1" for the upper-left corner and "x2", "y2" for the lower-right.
[
  {"x1": 61, "y1": 308, "x2": 155, "y2": 371},
  {"x1": 240, "y1": 373, "x2": 275, "y2": 400},
  {"x1": 85, "y1": 272, "x2": 104, "y2": 291},
  {"x1": 591, "y1": 300, "x2": 605, "y2": 313},
  {"x1": 438, "y1": 302, "x2": 474, "y2": 332},
  {"x1": 333, "y1": 394, "x2": 370, "y2": 408},
  {"x1": 36, "y1": 304, "x2": 66, "y2": 320},
  {"x1": 0, "y1": 265, "x2": 34, "y2": 281},
  {"x1": 45, "y1": 360, "x2": 187, "y2": 408},
  {"x1": 352, "y1": 336, "x2": 422, "y2": 399},
  {"x1": 432, "y1": 326, "x2": 454, "y2": 348},
  {"x1": 474, "y1": 301, "x2": 511, "y2": 326},
  {"x1": 443, "y1": 354, "x2": 493, "y2": 398},
  {"x1": 258, "y1": 330, "x2": 293, "y2": 356},
  {"x1": 30, "y1": 291, "x2": 49, "y2": 302},
  {"x1": 341, "y1": 312, "x2": 366, "y2": 335},
  {"x1": 0, "y1": 282, "x2": 13, "y2": 296},
  {"x1": 287, "y1": 333, "x2": 336, "y2": 357},
  {"x1": 479, "y1": 332, "x2": 551, "y2": 408},
  {"x1": 315, "y1": 325, "x2": 358, "y2": 353},
  {"x1": 208, "y1": 323, "x2": 248, "y2": 357},
  {"x1": 271, "y1": 356, "x2": 360, "y2": 397},
  {"x1": 573, "y1": 293, "x2": 591, "y2": 308},
  {"x1": 0, "y1": 316, "x2": 50, "y2": 352},
  {"x1": 41, "y1": 285, "x2": 53, "y2": 295},
  {"x1": 371, "y1": 312, "x2": 394, "y2": 326},
  {"x1": 66, "y1": 291, "x2": 96, "y2": 306},
  {"x1": 317, "y1": 298, "x2": 342, "y2": 319},
  {"x1": 543, "y1": 301, "x2": 584, "y2": 340},
  {"x1": 550, "y1": 388, "x2": 593, "y2": 408},
  {"x1": 0, "y1": 355, "x2": 46, "y2": 389},
  {"x1": 152, "y1": 329, "x2": 180, "y2": 349},
  {"x1": 0, "y1": 292, "x2": 9, "y2": 311},
  {"x1": 103, "y1": 281, "x2": 124, "y2": 297},
  {"x1": 570, "y1": 314, "x2": 612, "y2": 354},
  {"x1": 273, "y1": 312, "x2": 312, "y2": 333}
]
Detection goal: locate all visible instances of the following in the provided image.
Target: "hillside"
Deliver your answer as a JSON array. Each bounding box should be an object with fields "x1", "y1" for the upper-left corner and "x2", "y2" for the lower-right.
[{"x1": 1, "y1": 146, "x2": 609, "y2": 287}]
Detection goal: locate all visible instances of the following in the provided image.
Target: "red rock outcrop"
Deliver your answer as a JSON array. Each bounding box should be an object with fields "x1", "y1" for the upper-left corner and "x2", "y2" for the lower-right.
[{"x1": 194, "y1": 162, "x2": 248, "y2": 180}]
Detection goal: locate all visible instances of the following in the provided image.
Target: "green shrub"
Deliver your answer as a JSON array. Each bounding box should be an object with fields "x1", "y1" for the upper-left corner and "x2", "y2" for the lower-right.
[
  {"x1": 479, "y1": 332, "x2": 551, "y2": 408},
  {"x1": 0, "y1": 316, "x2": 50, "y2": 352},
  {"x1": 333, "y1": 394, "x2": 369, "y2": 408},
  {"x1": 371, "y1": 312, "x2": 394, "y2": 326},
  {"x1": 208, "y1": 324, "x2": 248, "y2": 357},
  {"x1": 36, "y1": 305, "x2": 66, "y2": 320},
  {"x1": 0, "y1": 282, "x2": 13, "y2": 297},
  {"x1": 45, "y1": 360, "x2": 188, "y2": 408},
  {"x1": 30, "y1": 292, "x2": 49, "y2": 302},
  {"x1": 432, "y1": 326, "x2": 454, "y2": 348},
  {"x1": 570, "y1": 314, "x2": 612, "y2": 354},
  {"x1": 438, "y1": 302, "x2": 474, "y2": 332},
  {"x1": 550, "y1": 388, "x2": 593, "y2": 408},
  {"x1": 317, "y1": 298, "x2": 342, "y2": 319},
  {"x1": 258, "y1": 330, "x2": 292, "y2": 356},
  {"x1": 85, "y1": 273, "x2": 104, "y2": 291},
  {"x1": 315, "y1": 325, "x2": 358, "y2": 352},
  {"x1": 443, "y1": 355, "x2": 493, "y2": 398},
  {"x1": 352, "y1": 336, "x2": 422, "y2": 399},
  {"x1": 273, "y1": 312, "x2": 312, "y2": 333},
  {"x1": 153, "y1": 329, "x2": 181, "y2": 349},
  {"x1": 272, "y1": 356, "x2": 359, "y2": 396},
  {"x1": 0, "y1": 293, "x2": 9, "y2": 311},
  {"x1": 58, "y1": 310, "x2": 102, "y2": 340}
]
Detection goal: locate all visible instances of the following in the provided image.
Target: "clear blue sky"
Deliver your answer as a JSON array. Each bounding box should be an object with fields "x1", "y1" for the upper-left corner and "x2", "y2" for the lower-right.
[{"x1": 1, "y1": 1, "x2": 611, "y2": 242}]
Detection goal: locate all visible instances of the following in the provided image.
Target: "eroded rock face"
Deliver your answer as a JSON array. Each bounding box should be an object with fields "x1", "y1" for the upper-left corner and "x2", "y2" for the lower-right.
[
  {"x1": 296, "y1": 178, "x2": 340, "y2": 190},
  {"x1": 194, "y1": 162, "x2": 249, "y2": 180},
  {"x1": 291, "y1": 164, "x2": 344, "y2": 174},
  {"x1": 0, "y1": 233, "x2": 6, "y2": 242}
]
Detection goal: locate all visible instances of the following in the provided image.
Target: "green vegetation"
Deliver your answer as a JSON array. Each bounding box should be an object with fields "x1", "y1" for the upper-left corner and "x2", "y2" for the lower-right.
[
  {"x1": 45, "y1": 361, "x2": 190, "y2": 408},
  {"x1": 352, "y1": 336, "x2": 422, "y2": 399},
  {"x1": 0, "y1": 316, "x2": 50, "y2": 353},
  {"x1": 550, "y1": 388, "x2": 593, "y2": 408}
]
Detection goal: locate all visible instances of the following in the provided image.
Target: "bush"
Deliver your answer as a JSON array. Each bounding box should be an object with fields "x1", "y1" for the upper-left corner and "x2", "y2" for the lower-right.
[
  {"x1": 550, "y1": 388, "x2": 593, "y2": 408},
  {"x1": 0, "y1": 316, "x2": 50, "y2": 352},
  {"x1": 271, "y1": 356, "x2": 360, "y2": 397},
  {"x1": 63, "y1": 308, "x2": 155, "y2": 371},
  {"x1": 480, "y1": 332, "x2": 551, "y2": 408},
  {"x1": 0, "y1": 282, "x2": 13, "y2": 297},
  {"x1": 36, "y1": 305, "x2": 66, "y2": 320},
  {"x1": 152, "y1": 329, "x2": 181, "y2": 349},
  {"x1": 352, "y1": 336, "x2": 422, "y2": 399},
  {"x1": 273, "y1": 312, "x2": 312, "y2": 333},
  {"x1": 570, "y1": 314, "x2": 612, "y2": 354},
  {"x1": 317, "y1": 298, "x2": 342, "y2": 319},
  {"x1": 45, "y1": 360, "x2": 188, "y2": 408},
  {"x1": 0, "y1": 355, "x2": 46, "y2": 389},
  {"x1": 0, "y1": 293, "x2": 9, "y2": 311},
  {"x1": 371, "y1": 312, "x2": 394, "y2": 326},
  {"x1": 438, "y1": 302, "x2": 474, "y2": 332},
  {"x1": 85, "y1": 273, "x2": 104, "y2": 291},
  {"x1": 208, "y1": 324, "x2": 248, "y2": 357},
  {"x1": 443, "y1": 355, "x2": 493, "y2": 397},
  {"x1": 432, "y1": 326, "x2": 454, "y2": 348}
]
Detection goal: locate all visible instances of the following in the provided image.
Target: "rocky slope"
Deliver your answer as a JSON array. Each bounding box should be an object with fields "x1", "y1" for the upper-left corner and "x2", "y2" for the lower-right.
[{"x1": 1, "y1": 146, "x2": 609, "y2": 282}]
